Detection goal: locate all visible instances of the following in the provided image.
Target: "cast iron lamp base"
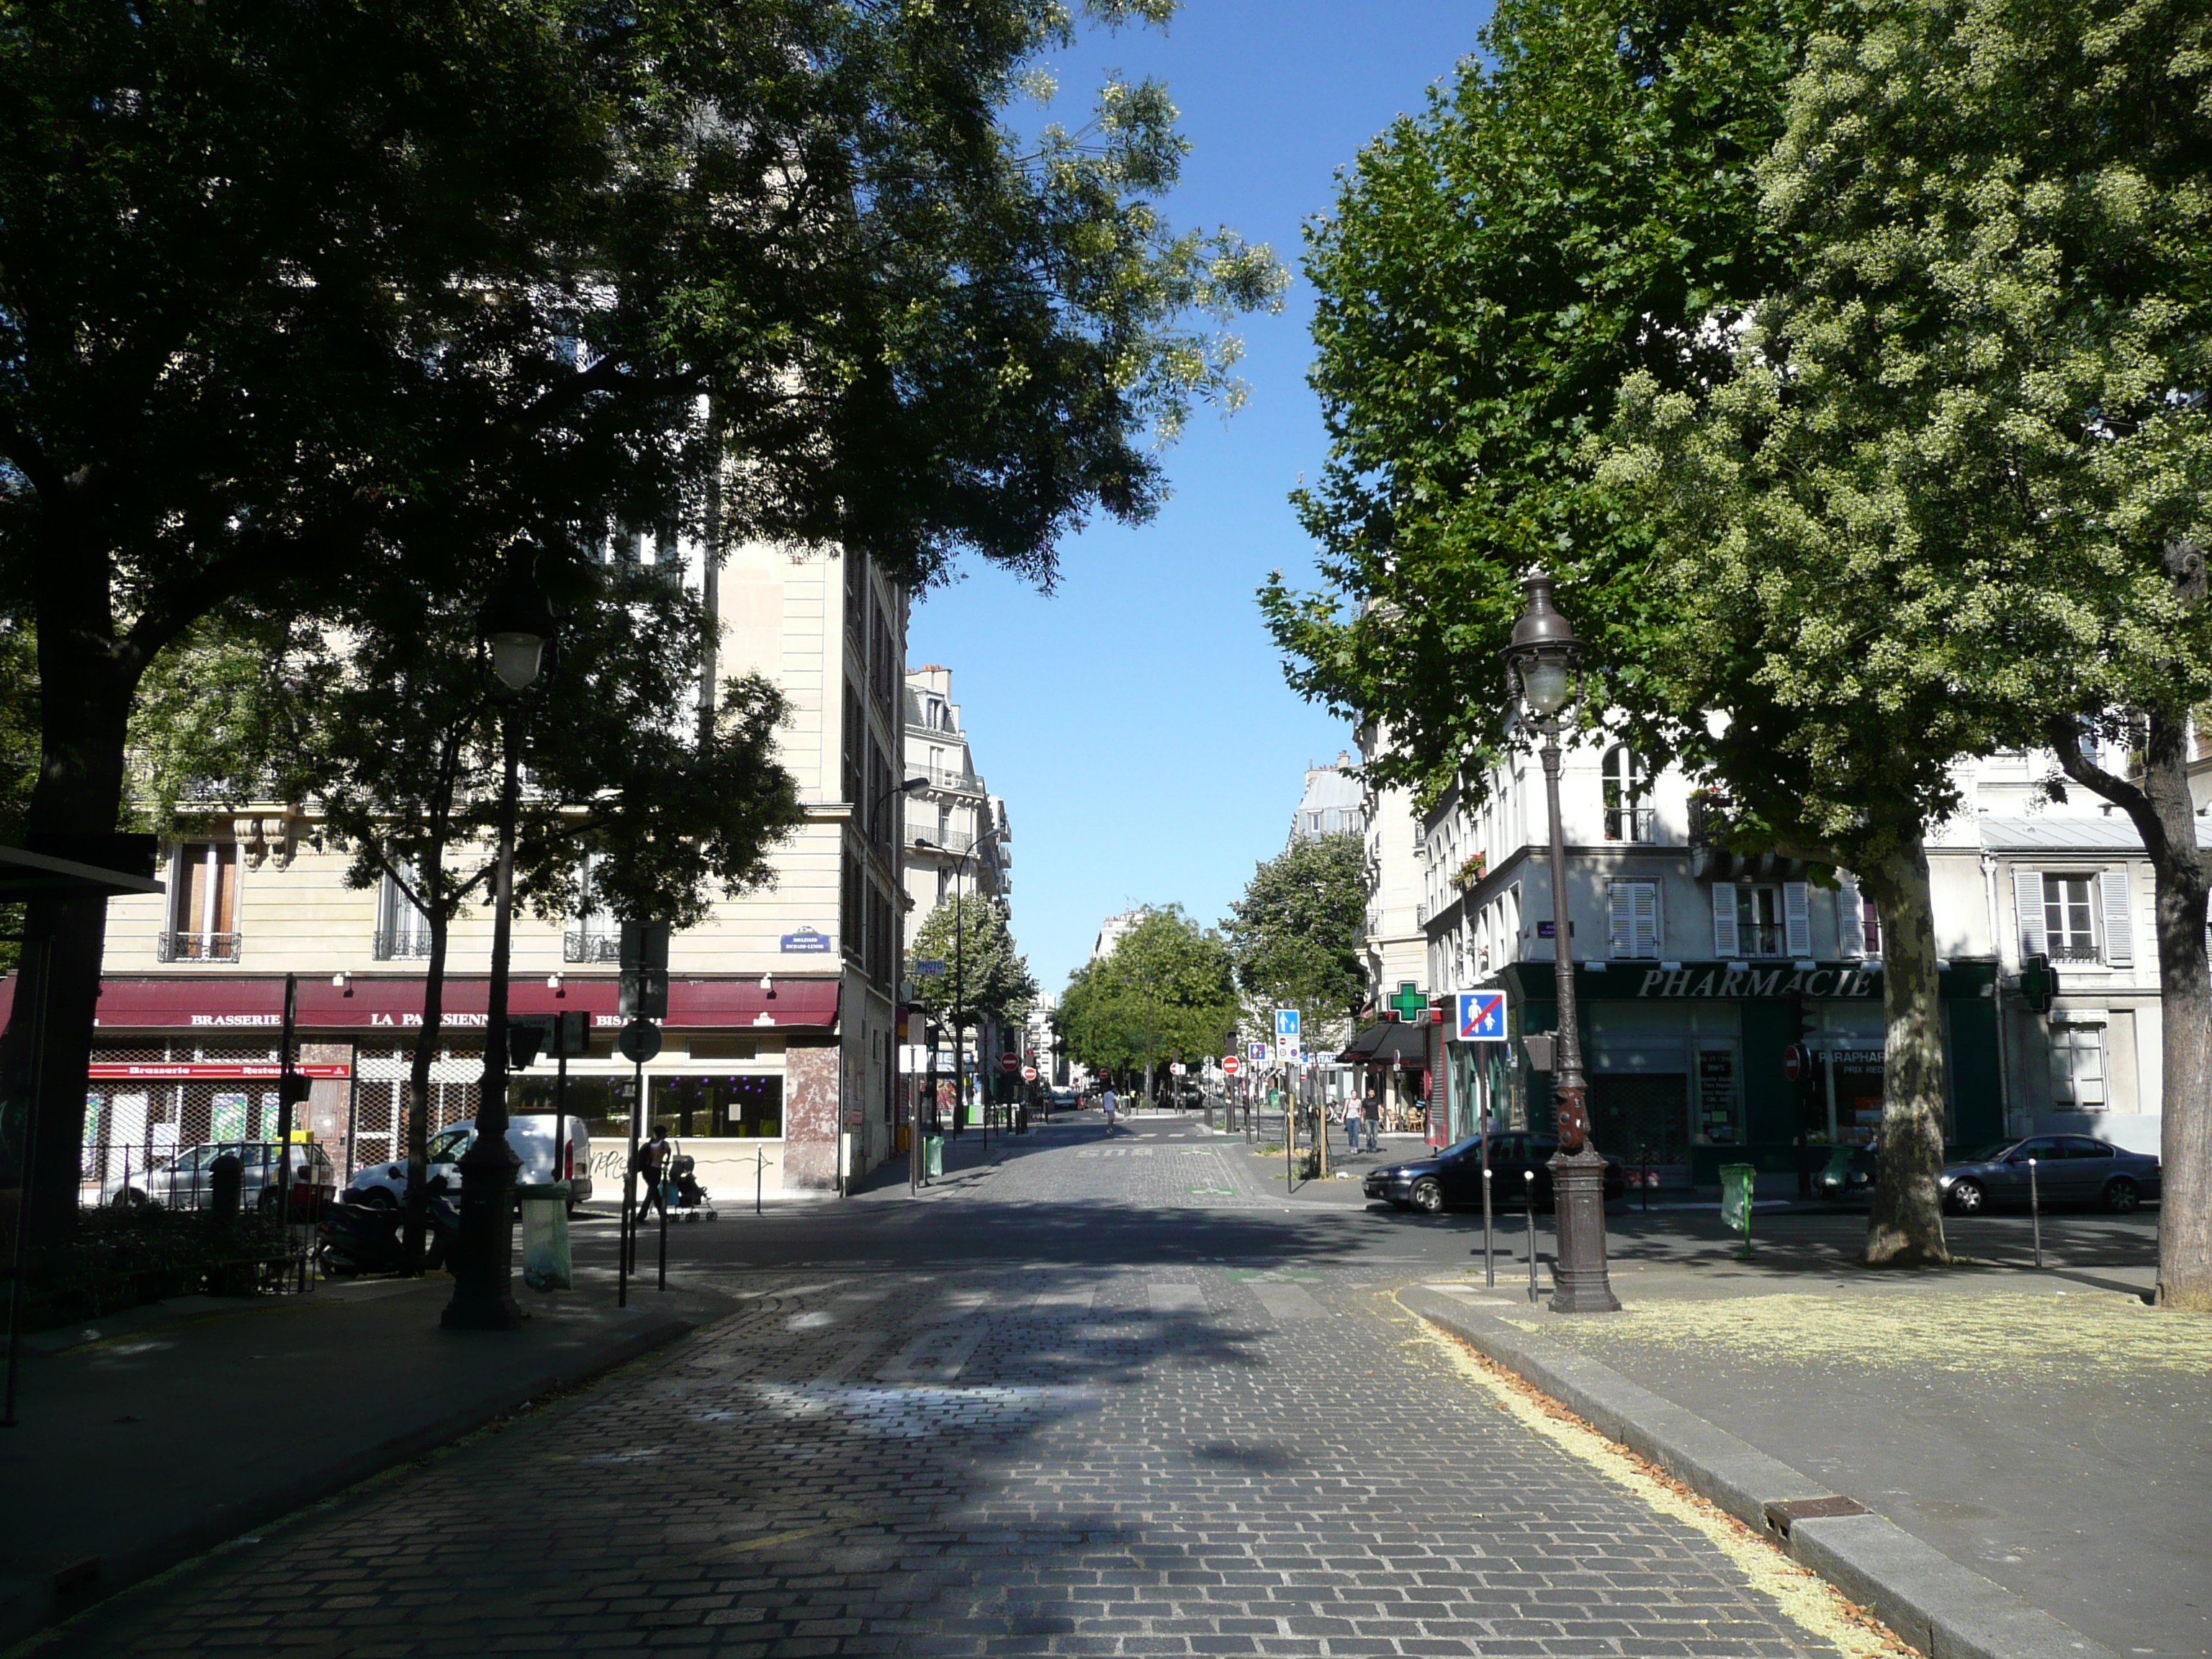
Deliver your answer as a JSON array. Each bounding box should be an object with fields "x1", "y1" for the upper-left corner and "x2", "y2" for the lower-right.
[
  {"x1": 441, "y1": 1137, "x2": 525, "y2": 1331},
  {"x1": 1547, "y1": 1147, "x2": 1622, "y2": 1313}
]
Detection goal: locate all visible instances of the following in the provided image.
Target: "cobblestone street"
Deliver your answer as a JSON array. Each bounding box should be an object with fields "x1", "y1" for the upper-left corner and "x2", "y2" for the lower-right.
[{"x1": 42, "y1": 1119, "x2": 1890, "y2": 1658}]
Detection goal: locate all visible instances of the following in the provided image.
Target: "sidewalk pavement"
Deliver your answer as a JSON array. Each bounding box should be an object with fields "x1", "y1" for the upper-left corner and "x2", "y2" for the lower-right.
[
  {"x1": 1406, "y1": 1248, "x2": 2209, "y2": 1659},
  {"x1": 1, "y1": 1267, "x2": 729, "y2": 1649}
]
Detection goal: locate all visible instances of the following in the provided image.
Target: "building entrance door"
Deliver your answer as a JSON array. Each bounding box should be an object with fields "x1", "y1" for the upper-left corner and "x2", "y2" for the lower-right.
[{"x1": 1589, "y1": 1073, "x2": 1690, "y2": 1164}]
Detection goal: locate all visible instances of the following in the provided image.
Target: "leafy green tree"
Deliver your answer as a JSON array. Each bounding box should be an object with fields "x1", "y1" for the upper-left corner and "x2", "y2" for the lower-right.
[
  {"x1": 910, "y1": 896, "x2": 1039, "y2": 1035},
  {"x1": 0, "y1": 0, "x2": 1282, "y2": 1238},
  {"x1": 1224, "y1": 831, "x2": 1369, "y2": 1046},
  {"x1": 248, "y1": 551, "x2": 803, "y2": 1264},
  {"x1": 1059, "y1": 907, "x2": 1238, "y2": 1099},
  {"x1": 1604, "y1": 0, "x2": 2212, "y2": 1298}
]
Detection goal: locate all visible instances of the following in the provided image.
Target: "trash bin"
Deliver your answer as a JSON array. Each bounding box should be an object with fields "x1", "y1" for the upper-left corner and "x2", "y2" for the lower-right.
[
  {"x1": 924, "y1": 1134, "x2": 945, "y2": 1180},
  {"x1": 1719, "y1": 1164, "x2": 1756, "y2": 1243},
  {"x1": 518, "y1": 1181, "x2": 572, "y2": 1290}
]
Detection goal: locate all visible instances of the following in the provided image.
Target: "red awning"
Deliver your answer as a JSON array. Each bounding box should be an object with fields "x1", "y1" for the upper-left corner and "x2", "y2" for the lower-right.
[{"x1": 62, "y1": 974, "x2": 840, "y2": 1033}]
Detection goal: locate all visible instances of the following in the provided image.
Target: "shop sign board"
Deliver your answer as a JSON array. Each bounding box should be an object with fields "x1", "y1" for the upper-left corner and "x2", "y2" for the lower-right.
[
  {"x1": 88, "y1": 1062, "x2": 351, "y2": 1081},
  {"x1": 1455, "y1": 992, "x2": 1506, "y2": 1042},
  {"x1": 1628, "y1": 963, "x2": 1879, "y2": 999}
]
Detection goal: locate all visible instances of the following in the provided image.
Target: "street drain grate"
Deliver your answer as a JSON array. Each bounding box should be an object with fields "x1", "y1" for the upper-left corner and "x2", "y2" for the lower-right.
[{"x1": 1762, "y1": 1496, "x2": 1871, "y2": 1537}]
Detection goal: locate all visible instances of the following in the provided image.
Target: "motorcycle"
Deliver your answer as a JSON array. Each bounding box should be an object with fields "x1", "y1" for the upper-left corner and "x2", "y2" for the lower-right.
[{"x1": 318, "y1": 1179, "x2": 461, "y2": 1276}]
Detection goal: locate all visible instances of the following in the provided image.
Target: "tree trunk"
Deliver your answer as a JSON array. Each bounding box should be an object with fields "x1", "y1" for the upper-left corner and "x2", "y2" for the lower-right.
[
  {"x1": 403, "y1": 904, "x2": 451, "y2": 1273},
  {"x1": 0, "y1": 596, "x2": 141, "y2": 1246},
  {"x1": 1858, "y1": 832, "x2": 1952, "y2": 1267},
  {"x1": 2055, "y1": 711, "x2": 2212, "y2": 1310}
]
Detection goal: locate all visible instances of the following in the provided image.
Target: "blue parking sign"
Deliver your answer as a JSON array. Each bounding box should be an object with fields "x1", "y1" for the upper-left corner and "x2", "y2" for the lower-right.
[{"x1": 1457, "y1": 991, "x2": 1506, "y2": 1042}]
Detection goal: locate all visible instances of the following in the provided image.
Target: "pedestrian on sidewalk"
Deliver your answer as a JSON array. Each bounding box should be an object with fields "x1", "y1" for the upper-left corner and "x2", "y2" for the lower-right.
[
  {"x1": 639, "y1": 1124, "x2": 671, "y2": 1221},
  {"x1": 1344, "y1": 1093, "x2": 1366, "y2": 1157}
]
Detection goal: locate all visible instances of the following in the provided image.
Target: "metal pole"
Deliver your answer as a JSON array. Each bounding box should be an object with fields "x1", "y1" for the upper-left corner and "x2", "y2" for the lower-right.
[
  {"x1": 444, "y1": 708, "x2": 526, "y2": 1330},
  {"x1": 554, "y1": 1040, "x2": 570, "y2": 1206},
  {"x1": 953, "y1": 869, "x2": 965, "y2": 1141},
  {"x1": 619, "y1": 1053, "x2": 642, "y2": 1308},
  {"x1": 1538, "y1": 728, "x2": 1621, "y2": 1313},
  {"x1": 1483, "y1": 1151, "x2": 1495, "y2": 1288},
  {"x1": 2029, "y1": 1157, "x2": 2043, "y2": 1269},
  {"x1": 657, "y1": 1147, "x2": 669, "y2": 1292},
  {"x1": 1524, "y1": 1169, "x2": 1539, "y2": 1303},
  {"x1": 4, "y1": 938, "x2": 54, "y2": 1429},
  {"x1": 276, "y1": 973, "x2": 297, "y2": 1242}
]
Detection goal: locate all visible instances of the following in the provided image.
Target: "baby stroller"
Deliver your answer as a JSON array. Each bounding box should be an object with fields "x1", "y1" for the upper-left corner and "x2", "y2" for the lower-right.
[{"x1": 663, "y1": 1146, "x2": 717, "y2": 1221}]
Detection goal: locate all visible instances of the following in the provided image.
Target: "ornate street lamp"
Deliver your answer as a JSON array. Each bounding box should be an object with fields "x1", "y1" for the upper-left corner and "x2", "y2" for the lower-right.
[
  {"x1": 443, "y1": 554, "x2": 557, "y2": 1331},
  {"x1": 1502, "y1": 570, "x2": 1621, "y2": 1315}
]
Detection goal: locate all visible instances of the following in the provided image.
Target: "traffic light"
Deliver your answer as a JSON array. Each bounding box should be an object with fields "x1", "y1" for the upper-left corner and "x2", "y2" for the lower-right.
[{"x1": 619, "y1": 920, "x2": 670, "y2": 1019}]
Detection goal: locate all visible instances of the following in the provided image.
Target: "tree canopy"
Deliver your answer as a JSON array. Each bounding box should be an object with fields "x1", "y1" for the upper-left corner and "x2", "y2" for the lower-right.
[
  {"x1": 1058, "y1": 906, "x2": 1238, "y2": 1080},
  {"x1": 1223, "y1": 831, "x2": 1370, "y2": 1035},
  {"x1": 910, "y1": 896, "x2": 1039, "y2": 1035}
]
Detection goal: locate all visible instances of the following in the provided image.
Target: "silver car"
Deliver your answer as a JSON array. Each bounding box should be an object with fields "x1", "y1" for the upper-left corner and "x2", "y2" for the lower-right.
[
  {"x1": 103, "y1": 1141, "x2": 336, "y2": 1215},
  {"x1": 346, "y1": 1114, "x2": 593, "y2": 1210},
  {"x1": 1939, "y1": 1134, "x2": 2161, "y2": 1215}
]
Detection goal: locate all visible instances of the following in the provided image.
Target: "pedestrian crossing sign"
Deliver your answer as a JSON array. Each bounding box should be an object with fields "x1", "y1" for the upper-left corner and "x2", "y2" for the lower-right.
[{"x1": 1457, "y1": 991, "x2": 1506, "y2": 1042}]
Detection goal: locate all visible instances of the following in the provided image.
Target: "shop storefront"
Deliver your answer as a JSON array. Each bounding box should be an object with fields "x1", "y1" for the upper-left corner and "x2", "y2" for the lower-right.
[
  {"x1": 1474, "y1": 958, "x2": 2002, "y2": 1187},
  {"x1": 71, "y1": 972, "x2": 845, "y2": 1197}
]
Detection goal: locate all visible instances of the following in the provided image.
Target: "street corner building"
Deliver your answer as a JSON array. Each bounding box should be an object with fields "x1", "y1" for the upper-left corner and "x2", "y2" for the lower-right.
[
  {"x1": 58, "y1": 531, "x2": 938, "y2": 1205},
  {"x1": 1406, "y1": 741, "x2": 2183, "y2": 1196}
]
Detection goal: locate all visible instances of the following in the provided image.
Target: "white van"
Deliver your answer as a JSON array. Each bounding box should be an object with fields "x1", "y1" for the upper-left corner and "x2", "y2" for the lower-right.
[{"x1": 346, "y1": 1114, "x2": 593, "y2": 1210}]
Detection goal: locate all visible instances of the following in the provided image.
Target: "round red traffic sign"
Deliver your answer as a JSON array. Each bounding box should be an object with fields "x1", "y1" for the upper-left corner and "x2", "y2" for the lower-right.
[
  {"x1": 999, "y1": 1054, "x2": 1020, "y2": 1072},
  {"x1": 1783, "y1": 1043, "x2": 1809, "y2": 1082},
  {"x1": 1222, "y1": 1056, "x2": 1240, "y2": 1076},
  {"x1": 1022, "y1": 1064, "x2": 1038, "y2": 1082}
]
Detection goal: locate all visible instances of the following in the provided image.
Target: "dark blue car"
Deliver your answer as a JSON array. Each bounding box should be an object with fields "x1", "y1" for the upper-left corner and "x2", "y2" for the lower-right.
[{"x1": 1938, "y1": 1134, "x2": 2159, "y2": 1215}]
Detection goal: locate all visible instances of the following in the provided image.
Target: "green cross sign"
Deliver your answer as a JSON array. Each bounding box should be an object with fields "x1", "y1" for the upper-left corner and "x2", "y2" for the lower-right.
[{"x1": 1387, "y1": 983, "x2": 1427, "y2": 1022}]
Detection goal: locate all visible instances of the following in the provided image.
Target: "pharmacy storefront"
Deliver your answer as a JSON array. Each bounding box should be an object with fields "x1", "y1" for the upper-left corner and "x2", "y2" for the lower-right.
[{"x1": 1468, "y1": 958, "x2": 2001, "y2": 1189}]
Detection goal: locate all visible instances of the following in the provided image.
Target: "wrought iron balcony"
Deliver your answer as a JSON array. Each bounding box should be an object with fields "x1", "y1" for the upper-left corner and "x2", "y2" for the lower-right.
[
  {"x1": 1604, "y1": 805, "x2": 1657, "y2": 844},
  {"x1": 157, "y1": 930, "x2": 240, "y2": 963},
  {"x1": 2048, "y1": 939, "x2": 2102, "y2": 964},
  {"x1": 564, "y1": 930, "x2": 621, "y2": 963},
  {"x1": 373, "y1": 930, "x2": 434, "y2": 961}
]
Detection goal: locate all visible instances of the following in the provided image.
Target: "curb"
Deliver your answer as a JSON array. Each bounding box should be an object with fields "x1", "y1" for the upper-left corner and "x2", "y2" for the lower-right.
[
  {"x1": 1399, "y1": 1285, "x2": 2117, "y2": 1659},
  {"x1": 0, "y1": 1301, "x2": 705, "y2": 1653}
]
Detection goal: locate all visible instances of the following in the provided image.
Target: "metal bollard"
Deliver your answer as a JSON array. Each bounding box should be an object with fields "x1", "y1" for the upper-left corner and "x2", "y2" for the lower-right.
[
  {"x1": 207, "y1": 1153, "x2": 244, "y2": 1234},
  {"x1": 1483, "y1": 1165, "x2": 1495, "y2": 1288},
  {"x1": 2028, "y1": 1157, "x2": 2043, "y2": 1269},
  {"x1": 1524, "y1": 1169, "x2": 1539, "y2": 1303}
]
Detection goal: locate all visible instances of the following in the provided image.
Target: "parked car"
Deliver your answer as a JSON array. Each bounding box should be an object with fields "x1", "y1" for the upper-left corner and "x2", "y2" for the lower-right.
[
  {"x1": 346, "y1": 1114, "x2": 593, "y2": 1210},
  {"x1": 1939, "y1": 1134, "x2": 2159, "y2": 1215},
  {"x1": 1364, "y1": 1132, "x2": 1626, "y2": 1214},
  {"x1": 104, "y1": 1141, "x2": 336, "y2": 1216}
]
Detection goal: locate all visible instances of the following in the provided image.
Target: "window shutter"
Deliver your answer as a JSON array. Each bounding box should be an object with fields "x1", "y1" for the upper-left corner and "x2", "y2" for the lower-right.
[
  {"x1": 1712, "y1": 884, "x2": 1739, "y2": 958},
  {"x1": 1633, "y1": 882, "x2": 1660, "y2": 959},
  {"x1": 1837, "y1": 877, "x2": 1865, "y2": 958},
  {"x1": 2100, "y1": 869, "x2": 2134, "y2": 967},
  {"x1": 2014, "y1": 868, "x2": 2047, "y2": 960},
  {"x1": 1609, "y1": 881, "x2": 1633, "y2": 958},
  {"x1": 1783, "y1": 882, "x2": 1812, "y2": 958}
]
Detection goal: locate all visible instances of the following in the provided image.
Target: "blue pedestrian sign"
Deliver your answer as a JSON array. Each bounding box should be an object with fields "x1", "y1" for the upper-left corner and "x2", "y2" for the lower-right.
[
  {"x1": 1457, "y1": 991, "x2": 1507, "y2": 1043},
  {"x1": 1274, "y1": 1009, "x2": 1300, "y2": 1039},
  {"x1": 1249, "y1": 1040, "x2": 1269, "y2": 1064}
]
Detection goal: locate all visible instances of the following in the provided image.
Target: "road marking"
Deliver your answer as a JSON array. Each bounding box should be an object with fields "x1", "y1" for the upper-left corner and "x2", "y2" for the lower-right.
[
  {"x1": 1147, "y1": 1283, "x2": 1206, "y2": 1315},
  {"x1": 876, "y1": 1321, "x2": 989, "y2": 1383},
  {"x1": 1250, "y1": 1282, "x2": 1326, "y2": 1321}
]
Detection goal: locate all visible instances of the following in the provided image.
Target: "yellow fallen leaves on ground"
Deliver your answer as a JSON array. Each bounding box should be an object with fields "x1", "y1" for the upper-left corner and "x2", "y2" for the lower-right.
[{"x1": 1511, "y1": 1288, "x2": 2211, "y2": 1377}]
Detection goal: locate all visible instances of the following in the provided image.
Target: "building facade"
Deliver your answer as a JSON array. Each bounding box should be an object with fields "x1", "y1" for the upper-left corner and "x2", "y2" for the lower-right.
[
  {"x1": 1354, "y1": 724, "x2": 1426, "y2": 1019},
  {"x1": 1417, "y1": 739, "x2": 2177, "y2": 1191},
  {"x1": 86, "y1": 534, "x2": 913, "y2": 1202}
]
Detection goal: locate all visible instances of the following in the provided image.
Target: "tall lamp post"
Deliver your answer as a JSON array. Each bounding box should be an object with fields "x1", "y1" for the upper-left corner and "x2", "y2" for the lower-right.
[
  {"x1": 1502, "y1": 570, "x2": 1621, "y2": 1315},
  {"x1": 443, "y1": 557, "x2": 557, "y2": 1332},
  {"x1": 910, "y1": 824, "x2": 1005, "y2": 1146}
]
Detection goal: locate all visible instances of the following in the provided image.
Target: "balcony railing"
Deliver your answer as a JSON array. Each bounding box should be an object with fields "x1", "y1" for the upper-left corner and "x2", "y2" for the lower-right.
[
  {"x1": 914, "y1": 764, "x2": 986, "y2": 794},
  {"x1": 1737, "y1": 923, "x2": 1785, "y2": 957},
  {"x1": 564, "y1": 931, "x2": 621, "y2": 963},
  {"x1": 1604, "y1": 806, "x2": 1657, "y2": 844},
  {"x1": 157, "y1": 930, "x2": 241, "y2": 963},
  {"x1": 2049, "y1": 939, "x2": 2101, "y2": 964},
  {"x1": 373, "y1": 930, "x2": 435, "y2": 961}
]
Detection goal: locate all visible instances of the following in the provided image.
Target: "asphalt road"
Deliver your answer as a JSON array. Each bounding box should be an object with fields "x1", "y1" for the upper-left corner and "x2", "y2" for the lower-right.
[{"x1": 32, "y1": 1110, "x2": 2162, "y2": 1658}]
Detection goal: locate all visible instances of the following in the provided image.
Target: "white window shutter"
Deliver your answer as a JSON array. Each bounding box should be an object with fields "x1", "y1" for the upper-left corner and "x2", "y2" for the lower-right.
[
  {"x1": 2015, "y1": 868, "x2": 2047, "y2": 961},
  {"x1": 1784, "y1": 881, "x2": 1812, "y2": 957},
  {"x1": 1609, "y1": 881, "x2": 1632, "y2": 958},
  {"x1": 2100, "y1": 868, "x2": 2134, "y2": 967},
  {"x1": 1712, "y1": 884, "x2": 1739, "y2": 958},
  {"x1": 1837, "y1": 877, "x2": 1865, "y2": 958},
  {"x1": 1633, "y1": 882, "x2": 1660, "y2": 958}
]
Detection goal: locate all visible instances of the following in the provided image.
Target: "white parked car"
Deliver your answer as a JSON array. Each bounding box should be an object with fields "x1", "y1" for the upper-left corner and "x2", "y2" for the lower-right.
[{"x1": 346, "y1": 1115, "x2": 593, "y2": 1210}]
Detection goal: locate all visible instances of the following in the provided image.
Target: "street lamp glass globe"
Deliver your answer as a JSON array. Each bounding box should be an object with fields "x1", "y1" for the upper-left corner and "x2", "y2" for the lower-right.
[
  {"x1": 1519, "y1": 656, "x2": 1573, "y2": 717},
  {"x1": 488, "y1": 631, "x2": 545, "y2": 691}
]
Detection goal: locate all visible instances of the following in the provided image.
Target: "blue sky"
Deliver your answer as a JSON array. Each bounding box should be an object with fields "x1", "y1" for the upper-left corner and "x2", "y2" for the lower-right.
[{"x1": 907, "y1": 0, "x2": 1489, "y2": 994}]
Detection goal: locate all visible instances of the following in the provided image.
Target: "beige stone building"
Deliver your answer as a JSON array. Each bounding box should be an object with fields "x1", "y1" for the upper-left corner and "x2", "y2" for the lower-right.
[{"x1": 84, "y1": 535, "x2": 912, "y2": 1201}]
